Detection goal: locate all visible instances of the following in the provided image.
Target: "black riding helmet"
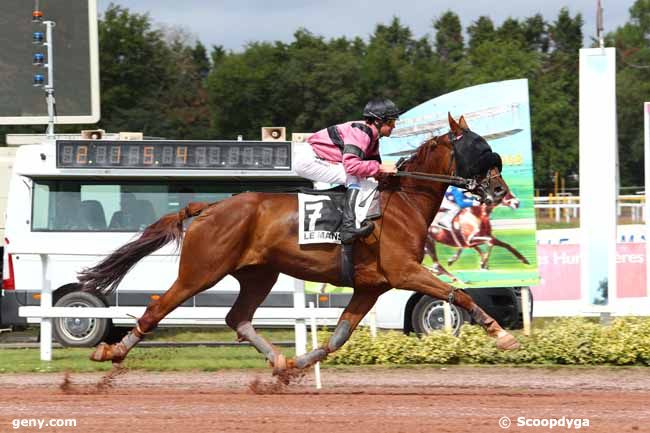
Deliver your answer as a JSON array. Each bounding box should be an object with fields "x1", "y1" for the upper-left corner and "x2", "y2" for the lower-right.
[{"x1": 363, "y1": 98, "x2": 401, "y2": 122}]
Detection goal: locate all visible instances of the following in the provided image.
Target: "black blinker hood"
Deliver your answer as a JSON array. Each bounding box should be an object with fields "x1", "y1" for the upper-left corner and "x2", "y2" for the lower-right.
[{"x1": 452, "y1": 130, "x2": 502, "y2": 178}]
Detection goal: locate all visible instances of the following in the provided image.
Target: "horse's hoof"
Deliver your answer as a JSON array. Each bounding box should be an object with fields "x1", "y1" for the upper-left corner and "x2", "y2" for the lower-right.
[
  {"x1": 271, "y1": 353, "x2": 287, "y2": 373},
  {"x1": 496, "y1": 334, "x2": 520, "y2": 350},
  {"x1": 90, "y1": 343, "x2": 111, "y2": 362},
  {"x1": 90, "y1": 342, "x2": 126, "y2": 363}
]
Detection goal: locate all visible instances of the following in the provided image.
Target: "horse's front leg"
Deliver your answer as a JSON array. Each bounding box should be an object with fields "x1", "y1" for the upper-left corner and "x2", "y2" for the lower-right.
[
  {"x1": 392, "y1": 263, "x2": 520, "y2": 350},
  {"x1": 290, "y1": 291, "x2": 380, "y2": 369}
]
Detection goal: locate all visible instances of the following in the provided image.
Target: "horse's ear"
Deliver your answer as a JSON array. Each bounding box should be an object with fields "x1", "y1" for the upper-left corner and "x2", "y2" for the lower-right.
[
  {"x1": 448, "y1": 112, "x2": 461, "y2": 134},
  {"x1": 458, "y1": 115, "x2": 469, "y2": 130}
]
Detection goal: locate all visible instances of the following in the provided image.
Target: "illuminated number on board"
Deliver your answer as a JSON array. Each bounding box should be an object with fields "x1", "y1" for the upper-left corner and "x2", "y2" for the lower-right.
[
  {"x1": 176, "y1": 146, "x2": 188, "y2": 165},
  {"x1": 76, "y1": 145, "x2": 88, "y2": 164},
  {"x1": 143, "y1": 146, "x2": 154, "y2": 165}
]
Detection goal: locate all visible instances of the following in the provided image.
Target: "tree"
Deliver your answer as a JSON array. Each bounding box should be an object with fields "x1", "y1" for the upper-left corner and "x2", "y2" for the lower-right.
[
  {"x1": 610, "y1": 0, "x2": 650, "y2": 186},
  {"x1": 97, "y1": 5, "x2": 211, "y2": 138},
  {"x1": 467, "y1": 16, "x2": 496, "y2": 51},
  {"x1": 433, "y1": 11, "x2": 464, "y2": 63},
  {"x1": 529, "y1": 9, "x2": 583, "y2": 189}
]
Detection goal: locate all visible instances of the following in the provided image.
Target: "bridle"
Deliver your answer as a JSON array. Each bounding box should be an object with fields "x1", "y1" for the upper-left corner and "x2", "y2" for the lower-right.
[{"x1": 392, "y1": 132, "x2": 487, "y2": 193}]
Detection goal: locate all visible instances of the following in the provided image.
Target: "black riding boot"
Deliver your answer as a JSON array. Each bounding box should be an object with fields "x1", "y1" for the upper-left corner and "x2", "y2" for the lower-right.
[
  {"x1": 340, "y1": 188, "x2": 374, "y2": 287},
  {"x1": 340, "y1": 188, "x2": 374, "y2": 244}
]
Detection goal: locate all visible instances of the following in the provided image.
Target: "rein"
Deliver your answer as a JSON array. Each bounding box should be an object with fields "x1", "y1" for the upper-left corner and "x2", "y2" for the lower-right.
[{"x1": 394, "y1": 171, "x2": 476, "y2": 189}]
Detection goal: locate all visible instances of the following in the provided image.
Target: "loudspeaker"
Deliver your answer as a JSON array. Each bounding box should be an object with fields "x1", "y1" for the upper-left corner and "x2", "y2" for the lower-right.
[
  {"x1": 291, "y1": 132, "x2": 312, "y2": 143},
  {"x1": 261, "y1": 126, "x2": 286, "y2": 141},
  {"x1": 81, "y1": 129, "x2": 105, "y2": 140}
]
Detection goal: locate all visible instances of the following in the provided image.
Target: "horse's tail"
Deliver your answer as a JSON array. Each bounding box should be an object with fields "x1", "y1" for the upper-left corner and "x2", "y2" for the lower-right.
[{"x1": 78, "y1": 202, "x2": 212, "y2": 296}]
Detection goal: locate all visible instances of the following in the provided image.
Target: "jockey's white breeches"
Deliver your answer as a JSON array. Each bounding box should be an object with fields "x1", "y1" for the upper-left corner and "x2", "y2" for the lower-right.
[{"x1": 294, "y1": 144, "x2": 375, "y2": 189}]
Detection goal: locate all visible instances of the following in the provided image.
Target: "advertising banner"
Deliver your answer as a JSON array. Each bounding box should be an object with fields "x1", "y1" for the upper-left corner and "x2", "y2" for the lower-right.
[{"x1": 380, "y1": 79, "x2": 539, "y2": 288}]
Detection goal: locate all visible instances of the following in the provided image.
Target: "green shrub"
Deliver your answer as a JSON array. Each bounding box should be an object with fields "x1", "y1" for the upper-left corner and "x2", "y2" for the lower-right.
[{"x1": 319, "y1": 317, "x2": 650, "y2": 366}]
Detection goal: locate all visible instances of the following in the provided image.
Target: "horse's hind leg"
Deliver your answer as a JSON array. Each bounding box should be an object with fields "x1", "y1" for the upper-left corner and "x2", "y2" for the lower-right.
[
  {"x1": 91, "y1": 246, "x2": 240, "y2": 363},
  {"x1": 90, "y1": 276, "x2": 221, "y2": 363},
  {"x1": 225, "y1": 267, "x2": 286, "y2": 369}
]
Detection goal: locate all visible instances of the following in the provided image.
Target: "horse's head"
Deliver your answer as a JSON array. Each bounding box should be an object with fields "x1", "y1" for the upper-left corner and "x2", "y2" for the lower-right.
[{"x1": 447, "y1": 114, "x2": 508, "y2": 206}]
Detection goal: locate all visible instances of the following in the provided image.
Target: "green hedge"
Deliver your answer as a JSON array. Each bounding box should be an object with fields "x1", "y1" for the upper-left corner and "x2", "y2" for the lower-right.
[{"x1": 320, "y1": 317, "x2": 650, "y2": 366}]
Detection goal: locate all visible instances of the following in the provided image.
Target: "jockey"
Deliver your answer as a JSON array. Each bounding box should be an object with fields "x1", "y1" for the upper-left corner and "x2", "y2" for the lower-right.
[
  {"x1": 435, "y1": 185, "x2": 478, "y2": 231},
  {"x1": 294, "y1": 98, "x2": 399, "y2": 244}
]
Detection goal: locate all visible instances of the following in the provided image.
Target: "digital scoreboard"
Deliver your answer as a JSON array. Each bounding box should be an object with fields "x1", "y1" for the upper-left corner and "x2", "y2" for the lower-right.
[{"x1": 55, "y1": 140, "x2": 292, "y2": 170}]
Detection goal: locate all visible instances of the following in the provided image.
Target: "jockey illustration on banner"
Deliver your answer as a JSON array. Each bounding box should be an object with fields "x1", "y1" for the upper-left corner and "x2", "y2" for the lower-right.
[{"x1": 433, "y1": 185, "x2": 479, "y2": 234}]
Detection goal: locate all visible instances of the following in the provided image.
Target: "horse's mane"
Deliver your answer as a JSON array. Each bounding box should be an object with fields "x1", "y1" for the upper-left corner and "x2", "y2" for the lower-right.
[{"x1": 378, "y1": 135, "x2": 451, "y2": 191}]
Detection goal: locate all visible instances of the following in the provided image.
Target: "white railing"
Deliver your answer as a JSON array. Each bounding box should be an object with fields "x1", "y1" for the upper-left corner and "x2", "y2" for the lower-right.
[
  {"x1": 534, "y1": 195, "x2": 646, "y2": 223},
  {"x1": 19, "y1": 254, "x2": 344, "y2": 362}
]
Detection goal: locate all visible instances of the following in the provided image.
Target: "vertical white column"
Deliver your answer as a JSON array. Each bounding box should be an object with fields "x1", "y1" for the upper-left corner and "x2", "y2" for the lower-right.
[
  {"x1": 579, "y1": 48, "x2": 618, "y2": 310},
  {"x1": 40, "y1": 254, "x2": 52, "y2": 361},
  {"x1": 643, "y1": 102, "x2": 650, "y2": 298},
  {"x1": 308, "y1": 302, "x2": 322, "y2": 389},
  {"x1": 443, "y1": 302, "x2": 452, "y2": 332},
  {"x1": 521, "y1": 287, "x2": 531, "y2": 336},
  {"x1": 292, "y1": 278, "x2": 307, "y2": 356}
]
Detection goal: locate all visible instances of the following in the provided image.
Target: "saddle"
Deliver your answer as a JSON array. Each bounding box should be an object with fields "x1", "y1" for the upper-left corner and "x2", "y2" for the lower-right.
[{"x1": 297, "y1": 186, "x2": 381, "y2": 245}]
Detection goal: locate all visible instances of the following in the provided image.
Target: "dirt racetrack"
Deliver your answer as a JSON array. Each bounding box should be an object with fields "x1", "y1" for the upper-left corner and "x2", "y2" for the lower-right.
[{"x1": 0, "y1": 366, "x2": 649, "y2": 433}]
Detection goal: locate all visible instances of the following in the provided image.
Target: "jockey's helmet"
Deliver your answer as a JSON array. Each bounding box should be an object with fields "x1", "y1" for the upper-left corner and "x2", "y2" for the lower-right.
[{"x1": 363, "y1": 98, "x2": 401, "y2": 122}]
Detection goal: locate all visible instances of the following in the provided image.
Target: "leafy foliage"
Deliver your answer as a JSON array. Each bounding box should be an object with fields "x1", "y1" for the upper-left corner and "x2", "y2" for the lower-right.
[
  {"x1": 5, "y1": 2, "x2": 648, "y2": 190},
  {"x1": 322, "y1": 318, "x2": 650, "y2": 366}
]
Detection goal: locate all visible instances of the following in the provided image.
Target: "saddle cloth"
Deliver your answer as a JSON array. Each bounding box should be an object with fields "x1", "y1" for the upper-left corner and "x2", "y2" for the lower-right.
[{"x1": 298, "y1": 183, "x2": 380, "y2": 245}]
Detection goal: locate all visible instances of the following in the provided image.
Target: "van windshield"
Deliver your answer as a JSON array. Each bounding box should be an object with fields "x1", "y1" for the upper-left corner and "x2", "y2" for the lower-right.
[{"x1": 31, "y1": 179, "x2": 308, "y2": 232}]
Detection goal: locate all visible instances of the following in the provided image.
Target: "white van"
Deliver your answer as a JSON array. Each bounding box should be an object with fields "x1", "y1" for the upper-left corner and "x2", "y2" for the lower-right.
[{"x1": 1, "y1": 138, "x2": 322, "y2": 346}]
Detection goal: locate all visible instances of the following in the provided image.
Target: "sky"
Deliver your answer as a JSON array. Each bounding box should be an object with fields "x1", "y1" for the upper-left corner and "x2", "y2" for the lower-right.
[{"x1": 97, "y1": 0, "x2": 636, "y2": 51}]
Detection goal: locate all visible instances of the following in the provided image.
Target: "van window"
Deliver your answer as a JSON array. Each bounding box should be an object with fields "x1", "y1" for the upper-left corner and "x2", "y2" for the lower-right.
[{"x1": 31, "y1": 179, "x2": 308, "y2": 232}]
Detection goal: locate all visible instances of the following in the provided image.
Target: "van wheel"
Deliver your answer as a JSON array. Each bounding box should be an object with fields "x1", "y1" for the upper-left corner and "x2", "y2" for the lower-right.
[
  {"x1": 411, "y1": 296, "x2": 468, "y2": 336},
  {"x1": 52, "y1": 292, "x2": 110, "y2": 347}
]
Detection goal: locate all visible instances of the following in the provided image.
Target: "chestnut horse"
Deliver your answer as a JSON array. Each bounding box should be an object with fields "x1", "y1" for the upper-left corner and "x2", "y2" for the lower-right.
[
  {"x1": 425, "y1": 191, "x2": 530, "y2": 281},
  {"x1": 79, "y1": 114, "x2": 520, "y2": 373}
]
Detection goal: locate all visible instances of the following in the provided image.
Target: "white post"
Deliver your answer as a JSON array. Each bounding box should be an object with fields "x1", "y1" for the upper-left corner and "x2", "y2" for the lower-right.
[
  {"x1": 292, "y1": 278, "x2": 307, "y2": 356},
  {"x1": 39, "y1": 254, "x2": 52, "y2": 361},
  {"x1": 443, "y1": 301, "x2": 452, "y2": 333},
  {"x1": 579, "y1": 48, "x2": 618, "y2": 310},
  {"x1": 368, "y1": 305, "x2": 377, "y2": 338},
  {"x1": 645, "y1": 102, "x2": 650, "y2": 297},
  {"x1": 521, "y1": 287, "x2": 531, "y2": 336},
  {"x1": 308, "y1": 302, "x2": 322, "y2": 390}
]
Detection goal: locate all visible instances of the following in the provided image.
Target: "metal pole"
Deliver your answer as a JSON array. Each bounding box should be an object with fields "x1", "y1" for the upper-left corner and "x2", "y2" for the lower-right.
[{"x1": 43, "y1": 20, "x2": 56, "y2": 140}]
